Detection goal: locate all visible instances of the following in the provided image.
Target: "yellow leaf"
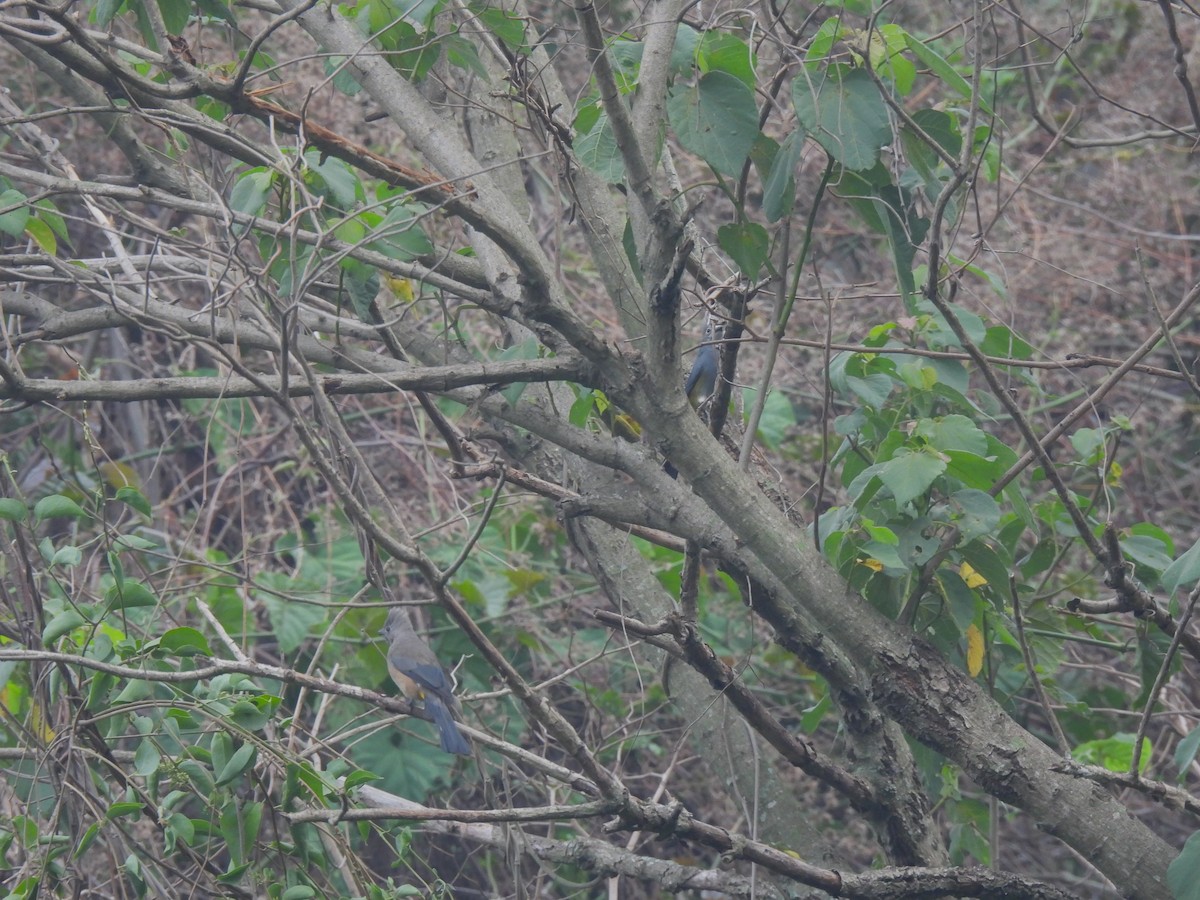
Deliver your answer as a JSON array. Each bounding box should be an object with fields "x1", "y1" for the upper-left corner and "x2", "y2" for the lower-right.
[
  {"x1": 966, "y1": 623, "x2": 985, "y2": 677},
  {"x1": 1107, "y1": 460, "x2": 1122, "y2": 486},
  {"x1": 29, "y1": 698, "x2": 56, "y2": 743},
  {"x1": 959, "y1": 561, "x2": 987, "y2": 589}
]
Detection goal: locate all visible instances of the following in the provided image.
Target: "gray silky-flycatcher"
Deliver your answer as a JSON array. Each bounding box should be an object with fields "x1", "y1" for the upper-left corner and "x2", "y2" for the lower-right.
[
  {"x1": 665, "y1": 314, "x2": 722, "y2": 479},
  {"x1": 380, "y1": 607, "x2": 471, "y2": 755},
  {"x1": 683, "y1": 314, "x2": 721, "y2": 410}
]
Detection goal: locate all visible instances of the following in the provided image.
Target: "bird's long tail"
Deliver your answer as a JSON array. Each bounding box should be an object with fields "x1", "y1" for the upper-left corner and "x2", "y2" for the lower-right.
[{"x1": 427, "y1": 697, "x2": 471, "y2": 755}]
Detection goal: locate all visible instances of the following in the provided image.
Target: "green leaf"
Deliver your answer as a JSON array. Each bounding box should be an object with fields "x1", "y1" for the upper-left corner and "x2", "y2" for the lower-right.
[
  {"x1": 916, "y1": 415, "x2": 988, "y2": 455},
  {"x1": 397, "y1": 0, "x2": 439, "y2": 27},
  {"x1": 0, "y1": 189, "x2": 31, "y2": 238},
  {"x1": 717, "y1": 222, "x2": 769, "y2": 278},
  {"x1": 341, "y1": 260, "x2": 380, "y2": 324},
  {"x1": 110, "y1": 551, "x2": 124, "y2": 590},
  {"x1": 242, "y1": 799, "x2": 264, "y2": 856},
  {"x1": 877, "y1": 447, "x2": 947, "y2": 507},
  {"x1": 829, "y1": 352, "x2": 895, "y2": 409},
  {"x1": 230, "y1": 698, "x2": 276, "y2": 732},
  {"x1": 160, "y1": 627, "x2": 213, "y2": 656},
  {"x1": 342, "y1": 768, "x2": 381, "y2": 790},
  {"x1": 1072, "y1": 733, "x2": 1150, "y2": 774},
  {"x1": 24, "y1": 218, "x2": 57, "y2": 255},
  {"x1": 833, "y1": 164, "x2": 928, "y2": 302},
  {"x1": 979, "y1": 324, "x2": 1033, "y2": 360},
  {"x1": 744, "y1": 387, "x2": 796, "y2": 450},
  {"x1": 157, "y1": 0, "x2": 189, "y2": 34},
  {"x1": 211, "y1": 730, "x2": 232, "y2": 777},
  {"x1": 215, "y1": 742, "x2": 258, "y2": 786},
  {"x1": 569, "y1": 391, "x2": 596, "y2": 430},
  {"x1": 73, "y1": 822, "x2": 102, "y2": 859},
  {"x1": 164, "y1": 813, "x2": 195, "y2": 853},
  {"x1": 1170, "y1": 831, "x2": 1200, "y2": 900},
  {"x1": 1162, "y1": 537, "x2": 1200, "y2": 593},
  {"x1": 134, "y1": 739, "x2": 161, "y2": 778},
  {"x1": 920, "y1": 299, "x2": 987, "y2": 348},
  {"x1": 792, "y1": 66, "x2": 891, "y2": 171},
  {"x1": 218, "y1": 862, "x2": 252, "y2": 884},
  {"x1": 1130, "y1": 522, "x2": 1175, "y2": 557},
  {"x1": 901, "y1": 108, "x2": 962, "y2": 202},
  {"x1": 368, "y1": 203, "x2": 434, "y2": 261},
  {"x1": 304, "y1": 150, "x2": 360, "y2": 209},
  {"x1": 897, "y1": 360, "x2": 936, "y2": 391},
  {"x1": 470, "y1": 3, "x2": 529, "y2": 54},
  {"x1": 805, "y1": 17, "x2": 846, "y2": 65},
  {"x1": 763, "y1": 128, "x2": 803, "y2": 221},
  {"x1": 609, "y1": 40, "x2": 644, "y2": 93},
  {"x1": 373, "y1": 20, "x2": 440, "y2": 82},
  {"x1": 196, "y1": 96, "x2": 230, "y2": 122},
  {"x1": 903, "y1": 33, "x2": 992, "y2": 115},
  {"x1": 937, "y1": 489, "x2": 1001, "y2": 544},
  {"x1": 959, "y1": 541, "x2": 1012, "y2": 602},
  {"x1": 43, "y1": 610, "x2": 87, "y2": 643},
  {"x1": 0, "y1": 498, "x2": 28, "y2": 522},
  {"x1": 1069, "y1": 426, "x2": 1105, "y2": 463},
  {"x1": 937, "y1": 568, "x2": 977, "y2": 632},
  {"x1": 94, "y1": 0, "x2": 125, "y2": 27},
  {"x1": 575, "y1": 113, "x2": 625, "y2": 184},
  {"x1": 748, "y1": 131, "x2": 777, "y2": 187},
  {"x1": 670, "y1": 23, "x2": 702, "y2": 75},
  {"x1": 861, "y1": 520, "x2": 898, "y2": 544},
  {"x1": 1121, "y1": 534, "x2": 1174, "y2": 580},
  {"x1": 496, "y1": 337, "x2": 539, "y2": 407},
  {"x1": 124, "y1": 852, "x2": 146, "y2": 897},
  {"x1": 1176, "y1": 724, "x2": 1200, "y2": 778},
  {"x1": 324, "y1": 55, "x2": 363, "y2": 96},
  {"x1": 697, "y1": 31, "x2": 756, "y2": 88},
  {"x1": 115, "y1": 487, "x2": 152, "y2": 517},
  {"x1": 33, "y1": 495, "x2": 87, "y2": 522},
  {"x1": 867, "y1": 25, "x2": 915, "y2": 96},
  {"x1": 862, "y1": 540, "x2": 905, "y2": 572},
  {"x1": 104, "y1": 581, "x2": 158, "y2": 610},
  {"x1": 178, "y1": 759, "x2": 214, "y2": 796},
  {"x1": 219, "y1": 800, "x2": 245, "y2": 867},
  {"x1": 113, "y1": 534, "x2": 159, "y2": 552},
  {"x1": 50, "y1": 545, "x2": 82, "y2": 568},
  {"x1": 259, "y1": 593, "x2": 325, "y2": 654},
  {"x1": 328, "y1": 211, "x2": 366, "y2": 248},
  {"x1": 801, "y1": 694, "x2": 831, "y2": 732},
  {"x1": 667, "y1": 71, "x2": 760, "y2": 177},
  {"x1": 229, "y1": 170, "x2": 273, "y2": 220},
  {"x1": 443, "y1": 32, "x2": 488, "y2": 78}
]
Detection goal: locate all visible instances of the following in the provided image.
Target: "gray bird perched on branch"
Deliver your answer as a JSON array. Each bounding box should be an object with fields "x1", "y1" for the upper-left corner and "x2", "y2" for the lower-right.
[
  {"x1": 664, "y1": 314, "x2": 723, "y2": 479},
  {"x1": 380, "y1": 607, "x2": 471, "y2": 755},
  {"x1": 684, "y1": 313, "x2": 721, "y2": 410}
]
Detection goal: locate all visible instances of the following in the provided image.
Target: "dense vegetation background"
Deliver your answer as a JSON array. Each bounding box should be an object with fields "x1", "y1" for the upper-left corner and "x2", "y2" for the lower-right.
[{"x1": 3, "y1": 0, "x2": 1200, "y2": 897}]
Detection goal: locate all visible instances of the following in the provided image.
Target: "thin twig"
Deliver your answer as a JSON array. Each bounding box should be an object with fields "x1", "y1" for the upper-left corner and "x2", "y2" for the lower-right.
[{"x1": 1010, "y1": 578, "x2": 1070, "y2": 755}]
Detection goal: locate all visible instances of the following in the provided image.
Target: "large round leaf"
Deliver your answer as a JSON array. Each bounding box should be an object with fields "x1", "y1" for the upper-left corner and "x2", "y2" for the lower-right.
[{"x1": 668, "y1": 71, "x2": 759, "y2": 177}]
